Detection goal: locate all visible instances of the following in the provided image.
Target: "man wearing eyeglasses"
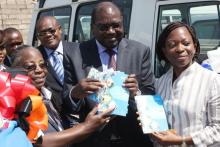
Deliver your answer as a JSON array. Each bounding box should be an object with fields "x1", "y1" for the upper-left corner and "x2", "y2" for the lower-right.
[
  {"x1": 64, "y1": 2, "x2": 155, "y2": 147},
  {"x1": 36, "y1": 16, "x2": 79, "y2": 127},
  {"x1": 3, "y1": 27, "x2": 23, "y2": 67}
]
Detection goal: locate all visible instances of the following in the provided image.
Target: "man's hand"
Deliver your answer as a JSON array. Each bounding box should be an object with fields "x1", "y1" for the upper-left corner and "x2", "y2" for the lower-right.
[
  {"x1": 123, "y1": 74, "x2": 138, "y2": 97},
  {"x1": 83, "y1": 105, "x2": 115, "y2": 133},
  {"x1": 71, "y1": 78, "x2": 103, "y2": 99}
]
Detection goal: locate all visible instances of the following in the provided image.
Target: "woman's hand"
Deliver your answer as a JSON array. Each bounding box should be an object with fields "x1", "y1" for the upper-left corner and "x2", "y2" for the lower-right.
[
  {"x1": 83, "y1": 105, "x2": 115, "y2": 133},
  {"x1": 151, "y1": 130, "x2": 182, "y2": 146}
]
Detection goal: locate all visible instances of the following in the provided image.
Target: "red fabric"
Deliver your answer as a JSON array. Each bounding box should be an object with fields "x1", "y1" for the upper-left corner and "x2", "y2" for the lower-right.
[
  {"x1": 0, "y1": 72, "x2": 39, "y2": 119},
  {"x1": 0, "y1": 71, "x2": 48, "y2": 141}
]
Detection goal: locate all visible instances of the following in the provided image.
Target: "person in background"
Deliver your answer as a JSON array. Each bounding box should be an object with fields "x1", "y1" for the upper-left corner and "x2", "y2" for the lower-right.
[
  {"x1": 64, "y1": 1, "x2": 155, "y2": 147},
  {"x1": 36, "y1": 16, "x2": 79, "y2": 126},
  {"x1": 11, "y1": 45, "x2": 114, "y2": 147},
  {"x1": 3, "y1": 27, "x2": 23, "y2": 66},
  {"x1": 0, "y1": 30, "x2": 7, "y2": 70},
  {"x1": 152, "y1": 21, "x2": 220, "y2": 146}
]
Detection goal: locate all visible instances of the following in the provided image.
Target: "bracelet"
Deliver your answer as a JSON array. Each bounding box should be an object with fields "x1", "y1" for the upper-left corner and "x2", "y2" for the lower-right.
[{"x1": 181, "y1": 136, "x2": 187, "y2": 147}]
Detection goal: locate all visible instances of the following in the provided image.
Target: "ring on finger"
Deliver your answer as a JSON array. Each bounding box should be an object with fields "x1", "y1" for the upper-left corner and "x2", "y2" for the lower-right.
[{"x1": 106, "y1": 119, "x2": 110, "y2": 123}]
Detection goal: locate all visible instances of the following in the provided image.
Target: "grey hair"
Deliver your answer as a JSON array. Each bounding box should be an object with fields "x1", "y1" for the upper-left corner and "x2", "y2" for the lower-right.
[{"x1": 11, "y1": 45, "x2": 34, "y2": 67}]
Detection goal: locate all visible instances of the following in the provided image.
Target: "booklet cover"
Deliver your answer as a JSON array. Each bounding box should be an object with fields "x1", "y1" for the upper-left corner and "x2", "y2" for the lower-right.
[
  {"x1": 135, "y1": 95, "x2": 169, "y2": 133},
  {"x1": 87, "y1": 68, "x2": 129, "y2": 116}
]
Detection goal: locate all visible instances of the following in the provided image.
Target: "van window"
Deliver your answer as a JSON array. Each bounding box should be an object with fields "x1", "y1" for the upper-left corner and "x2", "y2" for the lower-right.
[
  {"x1": 155, "y1": 2, "x2": 220, "y2": 77},
  {"x1": 161, "y1": 9, "x2": 182, "y2": 29},
  {"x1": 32, "y1": 6, "x2": 71, "y2": 46},
  {"x1": 155, "y1": 6, "x2": 184, "y2": 77},
  {"x1": 189, "y1": 5, "x2": 220, "y2": 53},
  {"x1": 73, "y1": 0, "x2": 132, "y2": 43}
]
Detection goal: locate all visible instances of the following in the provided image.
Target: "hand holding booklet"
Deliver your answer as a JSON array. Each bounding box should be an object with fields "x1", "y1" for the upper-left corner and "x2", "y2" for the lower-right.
[
  {"x1": 87, "y1": 67, "x2": 129, "y2": 116},
  {"x1": 135, "y1": 95, "x2": 169, "y2": 133}
]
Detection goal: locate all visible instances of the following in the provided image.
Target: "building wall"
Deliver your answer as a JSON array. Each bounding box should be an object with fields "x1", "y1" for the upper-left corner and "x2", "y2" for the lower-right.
[{"x1": 0, "y1": 0, "x2": 36, "y2": 43}]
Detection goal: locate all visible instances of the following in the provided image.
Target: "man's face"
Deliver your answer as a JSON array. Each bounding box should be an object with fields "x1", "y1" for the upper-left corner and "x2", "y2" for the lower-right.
[
  {"x1": 92, "y1": 7, "x2": 124, "y2": 49},
  {"x1": 37, "y1": 19, "x2": 62, "y2": 50},
  {"x1": 5, "y1": 32, "x2": 23, "y2": 56}
]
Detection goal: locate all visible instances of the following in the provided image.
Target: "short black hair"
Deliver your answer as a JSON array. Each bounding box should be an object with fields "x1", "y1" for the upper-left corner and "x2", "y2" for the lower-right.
[
  {"x1": 2, "y1": 27, "x2": 23, "y2": 48},
  {"x1": 36, "y1": 16, "x2": 60, "y2": 33},
  {"x1": 91, "y1": 1, "x2": 122, "y2": 25},
  {"x1": 3, "y1": 27, "x2": 21, "y2": 34},
  {"x1": 156, "y1": 21, "x2": 200, "y2": 62}
]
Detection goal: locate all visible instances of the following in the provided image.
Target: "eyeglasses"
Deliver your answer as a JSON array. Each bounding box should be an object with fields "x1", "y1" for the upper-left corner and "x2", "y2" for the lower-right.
[
  {"x1": 23, "y1": 62, "x2": 48, "y2": 71},
  {"x1": 37, "y1": 27, "x2": 60, "y2": 37},
  {"x1": 5, "y1": 42, "x2": 23, "y2": 49},
  {"x1": 95, "y1": 22, "x2": 122, "y2": 31}
]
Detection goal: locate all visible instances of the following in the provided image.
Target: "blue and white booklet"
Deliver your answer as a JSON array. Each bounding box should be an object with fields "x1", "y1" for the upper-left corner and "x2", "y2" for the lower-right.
[
  {"x1": 135, "y1": 95, "x2": 169, "y2": 133},
  {"x1": 87, "y1": 67, "x2": 129, "y2": 116}
]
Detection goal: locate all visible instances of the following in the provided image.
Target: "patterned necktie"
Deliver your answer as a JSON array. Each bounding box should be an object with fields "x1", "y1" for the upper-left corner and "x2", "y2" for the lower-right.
[
  {"x1": 50, "y1": 51, "x2": 64, "y2": 84},
  {"x1": 106, "y1": 49, "x2": 116, "y2": 70}
]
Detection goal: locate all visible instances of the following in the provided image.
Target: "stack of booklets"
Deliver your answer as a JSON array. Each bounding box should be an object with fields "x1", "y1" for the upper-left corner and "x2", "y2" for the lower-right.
[
  {"x1": 87, "y1": 67, "x2": 129, "y2": 116},
  {"x1": 135, "y1": 95, "x2": 169, "y2": 133}
]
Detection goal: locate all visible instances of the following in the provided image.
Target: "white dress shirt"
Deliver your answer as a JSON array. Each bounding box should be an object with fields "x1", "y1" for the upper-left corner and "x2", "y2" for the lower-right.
[
  {"x1": 155, "y1": 62, "x2": 220, "y2": 147},
  {"x1": 96, "y1": 40, "x2": 118, "y2": 71},
  {"x1": 45, "y1": 41, "x2": 64, "y2": 67}
]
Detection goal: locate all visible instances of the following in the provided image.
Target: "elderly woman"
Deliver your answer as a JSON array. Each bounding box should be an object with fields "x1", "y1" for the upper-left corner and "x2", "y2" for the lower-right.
[
  {"x1": 11, "y1": 45, "x2": 114, "y2": 147},
  {"x1": 152, "y1": 22, "x2": 220, "y2": 146}
]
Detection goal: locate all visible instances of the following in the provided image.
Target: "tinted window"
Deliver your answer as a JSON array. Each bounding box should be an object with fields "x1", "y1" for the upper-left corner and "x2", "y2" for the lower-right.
[{"x1": 190, "y1": 5, "x2": 220, "y2": 53}]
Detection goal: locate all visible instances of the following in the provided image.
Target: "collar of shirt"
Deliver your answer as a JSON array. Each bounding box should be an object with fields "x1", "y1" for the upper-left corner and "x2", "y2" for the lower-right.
[
  {"x1": 96, "y1": 40, "x2": 118, "y2": 54},
  {"x1": 45, "y1": 41, "x2": 64, "y2": 66},
  {"x1": 0, "y1": 64, "x2": 6, "y2": 71},
  {"x1": 45, "y1": 41, "x2": 63, "y2": 57},
  {"x1": 95, "y1": 40, "x2": 118, "y2": 71},
  {"x1": 41, "y1": 86, "x2": 52, "y2": 100}
]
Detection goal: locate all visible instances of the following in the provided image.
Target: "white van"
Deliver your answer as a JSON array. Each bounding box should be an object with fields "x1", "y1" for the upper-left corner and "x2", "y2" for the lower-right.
[{"x1": 28, "y1": 0, "x2": 220, "y2": 77}]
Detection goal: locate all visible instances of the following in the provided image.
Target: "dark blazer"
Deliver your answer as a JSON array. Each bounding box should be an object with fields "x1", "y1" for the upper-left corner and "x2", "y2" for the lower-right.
[
  {"x1": 64, "y1": 38, "x2": 155, "y2": 147},
  {"x1": 38, "y1": 41, "x2": 79, "y2": 114},
  {"x1": 42, "y1": 89, "x2": 63, "y2": 133},
  {"x1": 4, "y1": 56, "x2": 11, "y2": 67}
]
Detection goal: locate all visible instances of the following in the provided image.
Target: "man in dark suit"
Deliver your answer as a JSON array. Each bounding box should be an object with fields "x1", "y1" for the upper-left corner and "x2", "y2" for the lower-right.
[
  {"x1": 64, "y1": 2, "x2": 155, "y2": 147},
  {"x1": 3, "y1": 27, "x2": 23, "y2": 67},
  {"x1": 36, "y1": 16, "x2": 79, "y2": 124}
]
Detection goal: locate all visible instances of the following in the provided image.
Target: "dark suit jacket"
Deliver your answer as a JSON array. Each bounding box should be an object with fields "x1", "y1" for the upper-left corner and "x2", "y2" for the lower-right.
[
  {"x1": 4, "y1": 56, "x2": 11, "y2": 67},
  {"x1": 38, "y1": 41, "x2": 79, "y2": 115},
  {"x1": 41, "y1": 88, "x2": 64, "y2": 133},
  {"x1": 64, "y1": 38, "x2": 155, "y2": 147}
]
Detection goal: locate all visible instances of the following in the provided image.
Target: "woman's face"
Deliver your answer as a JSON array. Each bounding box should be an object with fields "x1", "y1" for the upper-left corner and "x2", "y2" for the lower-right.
[
  {"x1": 0, "y1": 47, "x2": 6, "y2": 64},
  {"x1": 163, "y1": 26, "x2": 196, "y2": 71},
  {"x1": 21, "y1": 48, "x2": 48, "y2": 89}
]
